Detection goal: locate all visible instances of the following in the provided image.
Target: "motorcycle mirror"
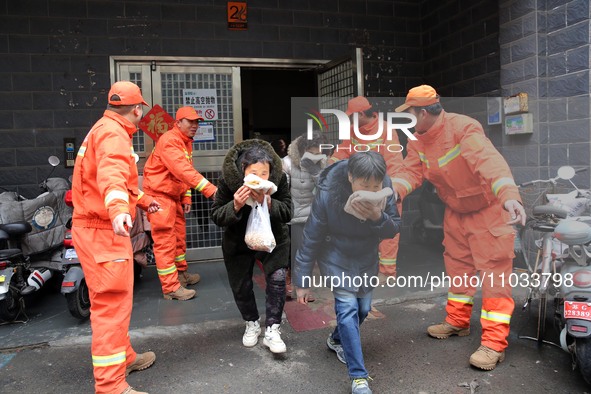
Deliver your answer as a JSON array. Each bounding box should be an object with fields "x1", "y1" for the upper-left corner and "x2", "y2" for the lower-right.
[
  {"x1": 557, "y1": 166, "x2": 576, "y2": 180},
  {"x1": 48, "y1": 156, "x2": 60, "y2": 167}
]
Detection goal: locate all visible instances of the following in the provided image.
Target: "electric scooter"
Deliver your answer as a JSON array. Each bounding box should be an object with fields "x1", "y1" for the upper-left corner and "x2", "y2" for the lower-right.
[{"x1": 0, "y1": 156, "x2": 72, "y2": 322}]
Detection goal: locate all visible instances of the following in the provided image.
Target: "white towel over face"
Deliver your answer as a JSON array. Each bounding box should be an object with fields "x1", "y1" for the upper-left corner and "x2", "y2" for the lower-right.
[
  {"x1": 344, "y1": 187, "x2": 393, "y2": 220},
  {"x1": 243, "y1": 173, "x2": 277, "y2": 207}
]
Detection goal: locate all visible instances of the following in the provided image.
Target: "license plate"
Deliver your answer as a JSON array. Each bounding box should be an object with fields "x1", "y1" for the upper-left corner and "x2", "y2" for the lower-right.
[
  {"x1": 64, "y1": 248, "x2": 78, "y2": 259},
  {"x1": 564, "y1": 301, "x2": 591, "y2": 321},
  {"x1": 0, "y1": 275, "x2": 4, "y2": 283}
]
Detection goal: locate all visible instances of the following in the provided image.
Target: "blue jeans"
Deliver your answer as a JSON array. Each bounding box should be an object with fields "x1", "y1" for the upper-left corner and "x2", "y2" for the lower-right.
[{"x1": 331, "y1": 288, "x2": 373, "y2": 379}]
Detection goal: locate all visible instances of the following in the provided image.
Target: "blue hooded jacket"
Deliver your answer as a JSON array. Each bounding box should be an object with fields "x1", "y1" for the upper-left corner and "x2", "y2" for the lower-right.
[{"x1": 293, "y1": 160, "x2": 401, "y2": 295}]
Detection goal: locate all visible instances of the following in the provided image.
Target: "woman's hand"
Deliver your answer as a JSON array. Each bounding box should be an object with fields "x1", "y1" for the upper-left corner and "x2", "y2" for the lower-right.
[
  {"x1": 296, "y1": 287, "x2": 312, "y2": 305},
  {"x1": 352, "y1": 200, "x2": 382, "y2": 221},
  {"x1": 233, "y1": 185, "x2": 250, "y2": 212},
  {"x1": 250, "y1": 188, "x2": 266, "y2": 204}
]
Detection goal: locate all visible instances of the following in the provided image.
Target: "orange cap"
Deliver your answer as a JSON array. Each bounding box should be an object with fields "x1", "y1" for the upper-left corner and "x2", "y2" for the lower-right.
[
  {"x1": 345, "y1": 96, "x2": 372, "y2": 116},
  {"x1": 394, "y1": 85, "x2": 440, "y2": 112},
  {"x1": 108, "y1": 81, "x2": 149, "y2": 106},
  {"x1": 176, "y1": 106, "x2": 204, "y2": 121}
]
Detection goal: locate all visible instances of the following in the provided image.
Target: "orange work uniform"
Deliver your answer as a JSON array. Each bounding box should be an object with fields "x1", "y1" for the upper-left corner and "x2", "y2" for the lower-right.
[
  {"x1": 143, "y1": 125, "x2": 217, "y2": 294},
  {"x1": 71, "y1": 110, "x2": 154, "y2": 394},
  {"x1": 329, "y1": 116, "x2": 404, "y2": 276},
  {"x1": 392, "y1": 110, "x2": 522, "y2": 352}
]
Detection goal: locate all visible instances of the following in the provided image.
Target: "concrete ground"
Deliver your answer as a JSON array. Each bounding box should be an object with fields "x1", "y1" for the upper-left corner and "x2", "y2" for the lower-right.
[{"x1": 0, "y1": 243, "x2": 589, "y2": 393}]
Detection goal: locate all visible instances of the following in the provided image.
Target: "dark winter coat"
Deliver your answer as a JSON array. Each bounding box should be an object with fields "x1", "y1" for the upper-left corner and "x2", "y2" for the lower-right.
[
  {"x1": 210, "y1": 139, "x2": 292, "y2": 275},
  {"x1": 293, "y1": 160, "x2": 401, "y2": 295}
]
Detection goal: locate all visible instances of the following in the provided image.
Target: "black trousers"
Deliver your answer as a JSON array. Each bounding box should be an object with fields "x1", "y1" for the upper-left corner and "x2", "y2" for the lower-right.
[{"x1": 224, "y1": 252, "x2": 286, "y2": 327}]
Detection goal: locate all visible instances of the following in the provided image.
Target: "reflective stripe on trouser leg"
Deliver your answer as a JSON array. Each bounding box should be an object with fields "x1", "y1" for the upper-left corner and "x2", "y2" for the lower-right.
[
  {"x1": 72, "y1": 227, "x2": 135, "y2": 394},
  {"x1": 442, "y1": 209, "x2": 477, "y2": 328},
  {"x1": 480, "y1": 297, "x2": 514, "y2": 351},
  {"x1": 379, "y1": 200, "x2": 401, "y2": 276},
  {"x1": 174, "y1": 202, "x2": 188, "y2": 272},
  {"x1": 467, "y1": 202, "x2": 516, "y2": 352},
  {"x1": 446, "y1": 292, "x2": 473, "y2": 329},
  {"x1": 379, "y1": 236, "x2": 399, "y2": 276},
  {"x1": 148, "y1": 195, "x2": 181, "y2": 294}
]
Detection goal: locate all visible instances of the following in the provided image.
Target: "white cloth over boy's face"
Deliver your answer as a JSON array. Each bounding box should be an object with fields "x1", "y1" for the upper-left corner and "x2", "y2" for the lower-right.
[
  {"x1": 243, "y1": 173, "x2": 277, "y2": 207},
  {"x1": 344, "y1": 187, "x2": 393, "y2": 220}
]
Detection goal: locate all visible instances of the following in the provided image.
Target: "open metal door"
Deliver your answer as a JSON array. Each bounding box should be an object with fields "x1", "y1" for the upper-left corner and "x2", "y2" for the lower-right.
[{"x1": 116, "y1": 63, "x2": 242, "y2": 261}]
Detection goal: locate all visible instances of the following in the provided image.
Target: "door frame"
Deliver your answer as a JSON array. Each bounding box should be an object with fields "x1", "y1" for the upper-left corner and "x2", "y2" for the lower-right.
[{"x1": 110, "y1": 54, "x2": 363, "y2": 262}]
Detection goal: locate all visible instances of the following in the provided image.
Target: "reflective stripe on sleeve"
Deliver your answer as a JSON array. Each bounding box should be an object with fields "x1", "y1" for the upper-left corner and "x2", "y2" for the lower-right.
[
  {"x1": 104, "y1": 190, "x2": 129, "y2": 207},
  {"x1": 195, "y1": 179, "x2": 210, "y2": 192},
  {"x1": 492, "y1": 177, "x2": 516, "y2": 197},
  {"x1": 77, "y1": 146, "x2": 87, "y2": 157},
  {"x1": 391, "y1": 178, "x2": 412, "y2": 194}
]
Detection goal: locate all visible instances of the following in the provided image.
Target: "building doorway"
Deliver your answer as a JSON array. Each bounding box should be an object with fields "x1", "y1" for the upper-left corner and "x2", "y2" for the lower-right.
[{"x1": 112, "y1": 53, "x2": 361, "y2": 261}]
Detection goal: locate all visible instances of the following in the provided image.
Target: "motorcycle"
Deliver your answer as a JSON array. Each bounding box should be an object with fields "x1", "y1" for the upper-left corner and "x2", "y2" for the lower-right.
[
  {"x1": 60, "y1": 189, "x2": 90, "y2": 319},
  {"x1": 517, "y1": 165, "x2": 591, "y2": 383},
  {"x1": 411, "y1": 180, "x2": 445, "y2": 246},
  {"x1": 0, "y1": 156, "x2": 72, "y2": 322},
  {"x1": 61, "y1": 176, "x2": 153, "y2": 320}
]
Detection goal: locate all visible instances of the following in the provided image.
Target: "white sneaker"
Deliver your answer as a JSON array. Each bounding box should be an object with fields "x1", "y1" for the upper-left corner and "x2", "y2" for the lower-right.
[
  {"x1": 242, "y1": 320, "x2": 261, "y2": 347},
  {"x1": 263, "y1": 323, "x2": 287, "y2": 353}
]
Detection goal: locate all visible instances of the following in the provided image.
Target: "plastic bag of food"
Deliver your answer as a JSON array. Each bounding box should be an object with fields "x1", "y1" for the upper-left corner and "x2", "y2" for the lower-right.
[{"x1": 244, "y1": 197, "x2": 276, "y2": 252}]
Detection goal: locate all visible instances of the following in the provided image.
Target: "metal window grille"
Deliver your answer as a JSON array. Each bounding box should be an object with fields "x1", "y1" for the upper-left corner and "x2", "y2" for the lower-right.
[
  {"x1": 129, "y1": 72, "x2": 147, "y2": 154},
  {"x1": 318, "y1": 60, "x2": 355, "y2": 144},
  {"x1": 185, "y1": 170, "x2": 223, "y2": 249},
  {"x1": 160, "y1": 73, "x2": 234, "y2": 151}
]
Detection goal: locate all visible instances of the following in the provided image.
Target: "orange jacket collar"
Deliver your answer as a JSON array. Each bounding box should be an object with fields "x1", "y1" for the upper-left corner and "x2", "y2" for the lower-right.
[
  {"x1": 103, "y1": 110, "x2": 138, "y2": 138},
  {"x1": 169, "y1": 125, "x2": 194, "y2": 143},
  {"x1": 416, "y1": 110, "x2": 446, "y2": 144},
  {"x1": 356, "y1": 115, "x2": 380, "y2": 135}
]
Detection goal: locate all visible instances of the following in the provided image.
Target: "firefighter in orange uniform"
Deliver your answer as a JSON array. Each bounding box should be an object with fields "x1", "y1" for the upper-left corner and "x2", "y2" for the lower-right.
[
  {"x1": 328, "y1": 96, "x2": 403, "y2": 277},
  {"x1": 72, "y1": 81, "x2": 160, "y2": 394},
  {"x1": 391, "y1": 85, "x2": 526, "y2": 370},
  {"x1": 143, "y1": 106, "x2": 217, "y2": 301}
]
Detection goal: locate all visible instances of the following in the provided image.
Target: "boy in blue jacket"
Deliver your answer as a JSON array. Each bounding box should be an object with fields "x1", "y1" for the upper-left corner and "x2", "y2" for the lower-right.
[{"x1": 294, "y1": 151, "x2": 401, "y2": 394}]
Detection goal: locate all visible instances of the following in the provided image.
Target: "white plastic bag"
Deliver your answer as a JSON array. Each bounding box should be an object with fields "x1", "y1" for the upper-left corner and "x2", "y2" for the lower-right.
[
  {"x1": 547, "y1": 190, "x2": 588, "y2": 217},
  {"x1": 244, "y1": 197, "x2": 276, "y2": 252}
]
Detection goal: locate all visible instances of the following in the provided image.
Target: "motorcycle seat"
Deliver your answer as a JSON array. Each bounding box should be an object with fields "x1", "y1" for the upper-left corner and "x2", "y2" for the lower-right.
[
  {"x1": 0, "y1": 222, "x2": 33, "y2": 236},
  {"x1": 555, "y1": 219, "x2": 591, "y2": 245},
  {"x1": 533, "y1": 205, "x2": 568, "y2": 219},
  {"x1": 0, "y1": 248, "x2": 23, "y2": 259}
]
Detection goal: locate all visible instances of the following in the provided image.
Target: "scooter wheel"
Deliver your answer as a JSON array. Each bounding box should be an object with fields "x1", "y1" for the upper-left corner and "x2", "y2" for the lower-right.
[
  {"x1": 576, "y1": 338, "x2": 591, "y2": 384},
  {"x1": 0, "y1": 288, "x2": 22, "y2": 322},
  {"x1": 66, "y1": 278, "x2": 90, "y2": 320}
]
